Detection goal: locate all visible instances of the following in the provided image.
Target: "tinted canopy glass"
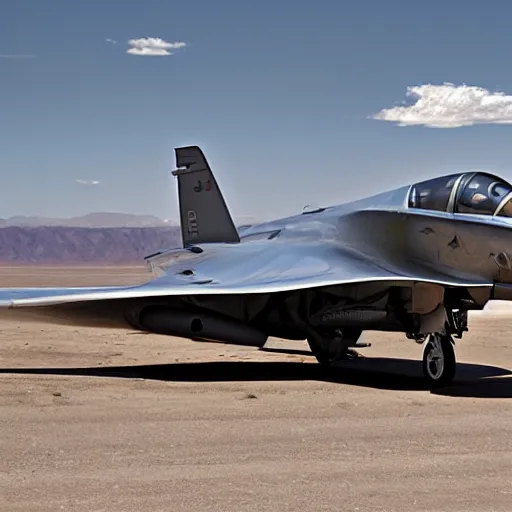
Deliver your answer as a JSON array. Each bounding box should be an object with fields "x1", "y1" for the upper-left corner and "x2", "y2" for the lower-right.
[
  {"x1": 408, "y1": 174, "x2": 462, "y2": 212},
  {"x1": 455, "y1": 173, "x2": 512, "y2": 216},
  {"x1": 408, "y1": 172, "x2": 512, "y2": 217}
]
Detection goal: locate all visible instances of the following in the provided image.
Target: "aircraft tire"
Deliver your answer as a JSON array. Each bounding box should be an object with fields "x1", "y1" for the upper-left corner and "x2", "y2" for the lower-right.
[{"x1": 422, "y1": 333, "x2": 456, "y2": 387}]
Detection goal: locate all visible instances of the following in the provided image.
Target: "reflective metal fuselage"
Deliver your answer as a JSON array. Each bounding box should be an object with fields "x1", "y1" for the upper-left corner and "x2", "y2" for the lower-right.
[
  {"x1": 142, "y1": 171, "x2": 512, "y2": 339},
  {"x1": 221, "y1": 183, "x2": 512, "y2": 289}
]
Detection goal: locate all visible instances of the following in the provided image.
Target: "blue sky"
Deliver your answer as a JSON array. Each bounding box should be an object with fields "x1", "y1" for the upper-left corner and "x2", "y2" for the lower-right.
[{"x1": 3, "y1": 0, "x2": 512, "y2": 222}]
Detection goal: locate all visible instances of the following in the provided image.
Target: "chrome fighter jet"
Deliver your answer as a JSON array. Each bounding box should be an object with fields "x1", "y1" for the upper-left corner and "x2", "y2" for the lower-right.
[{"x1": 2, "y1": 146, "x2": 512, "y2": 387}]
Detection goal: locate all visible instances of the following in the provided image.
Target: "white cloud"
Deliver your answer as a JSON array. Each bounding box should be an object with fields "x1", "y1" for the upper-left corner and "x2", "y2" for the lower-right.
[
  {"x1": 105, "y1": 38, "x2": 118, "y2": 44},
  {"x1": 0, "y1": 54, "x2": 36, "y2": 59},
  {"x1": 373, "y1": 83, "x2": 512, "y2": 128},
  {"x1": 76, "y1": 179, "x2": 100, "y2": 186},
  {"x1": 127, "y1": 37, "x2": 186, "y2": 56},
  {"x1": 127, "y1": 47, "x2": 170, "y2": 56}
]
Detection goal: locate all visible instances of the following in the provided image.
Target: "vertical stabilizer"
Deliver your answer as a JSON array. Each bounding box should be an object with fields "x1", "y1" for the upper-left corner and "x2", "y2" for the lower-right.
[{"x1": 172, "y1": 146, "x2": 240, "y2": 246}]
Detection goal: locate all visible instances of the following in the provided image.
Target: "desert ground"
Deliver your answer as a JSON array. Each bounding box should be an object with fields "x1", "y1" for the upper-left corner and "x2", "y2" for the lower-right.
[{"x1": 0, "y1": 266, "x2": 511, "y2": 512}]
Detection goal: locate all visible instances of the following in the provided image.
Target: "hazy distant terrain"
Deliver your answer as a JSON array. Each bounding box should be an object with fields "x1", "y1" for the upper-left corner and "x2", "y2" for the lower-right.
[
  {"x1": 0, "y1": 212, "x2": 175, "y2": 228},
  {"x1": 0, "y1": 216, "x2": 182, "y2": 263},
  {"x1": 0, "y1": 212, "x2": 261, "y2": 263}
]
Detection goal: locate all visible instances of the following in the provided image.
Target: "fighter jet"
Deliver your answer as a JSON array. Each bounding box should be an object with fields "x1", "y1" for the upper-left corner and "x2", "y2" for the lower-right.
[{"x1": 2, "y1": 146, "x2": 512, "y2": 387}]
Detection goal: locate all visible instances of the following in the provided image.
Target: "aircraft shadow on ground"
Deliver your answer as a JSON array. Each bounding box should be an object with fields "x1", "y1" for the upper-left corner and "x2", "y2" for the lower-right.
[{"x1": 1, "y1": 355, "x2": 511, "y2": 398}]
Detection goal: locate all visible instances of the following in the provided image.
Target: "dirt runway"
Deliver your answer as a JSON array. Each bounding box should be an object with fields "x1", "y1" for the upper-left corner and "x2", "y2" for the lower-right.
[{"x1": 0, "y1": 266, "x2": 511, "y2": 511}]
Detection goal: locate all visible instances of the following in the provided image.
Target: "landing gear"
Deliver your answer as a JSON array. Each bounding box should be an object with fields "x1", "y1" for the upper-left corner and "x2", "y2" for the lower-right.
[
  {"x1": 421, "y1": 333, "x2": 456, "y2": 387},
  {"x1": 306, "y1": 328, "x2": 367, "y2": 365}
]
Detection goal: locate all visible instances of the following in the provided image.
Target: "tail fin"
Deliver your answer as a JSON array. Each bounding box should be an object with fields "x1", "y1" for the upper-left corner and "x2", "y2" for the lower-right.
[{"x1": 172, "y1": 146, "x2": 240, "y2": 246}]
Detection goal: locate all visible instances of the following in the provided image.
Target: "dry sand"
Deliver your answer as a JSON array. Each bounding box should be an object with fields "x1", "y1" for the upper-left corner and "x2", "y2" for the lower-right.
[{"x1": 0, "y1": 266, "x2": 511, "y2": 511}]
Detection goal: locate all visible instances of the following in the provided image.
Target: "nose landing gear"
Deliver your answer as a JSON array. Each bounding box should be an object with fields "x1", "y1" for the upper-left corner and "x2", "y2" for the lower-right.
[{"x1": 421, "y1": 333, "x2": 456, "y2": 387}]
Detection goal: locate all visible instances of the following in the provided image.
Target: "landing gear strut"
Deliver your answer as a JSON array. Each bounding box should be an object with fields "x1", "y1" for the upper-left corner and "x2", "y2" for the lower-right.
[
  {"x1": 421, "y1": 333, "x2": 456, "y2": 387},
  {"x1": 306, "y1": 328, "x2": 367, "y2": 365}
]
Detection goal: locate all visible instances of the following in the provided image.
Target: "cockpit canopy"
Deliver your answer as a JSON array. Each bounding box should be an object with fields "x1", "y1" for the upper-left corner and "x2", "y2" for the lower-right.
[{"x1": 408, "y1": 172, "x2": 512, "y2": 217}]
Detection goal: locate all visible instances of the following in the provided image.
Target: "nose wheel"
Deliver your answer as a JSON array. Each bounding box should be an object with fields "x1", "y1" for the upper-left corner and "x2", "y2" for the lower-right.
[{"x1": 422, "y1": 333, "x2": 456, "y2": 387}]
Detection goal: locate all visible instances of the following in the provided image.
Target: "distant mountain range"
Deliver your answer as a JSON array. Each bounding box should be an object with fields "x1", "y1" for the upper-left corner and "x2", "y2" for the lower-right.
[
  {"x1": 0, "y1": 212, "x2": 176, "y2": 228},
  {"x1": 0, "y1": 226, "x2": 182, "y2": 264},
  {"x1": 0, "y1": 213, "x2": 266, "y2": 264}
]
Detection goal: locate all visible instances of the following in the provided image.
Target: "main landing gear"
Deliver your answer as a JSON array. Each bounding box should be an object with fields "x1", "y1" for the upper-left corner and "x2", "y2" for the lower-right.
[
  {"x1": 413, "y1": 308, "x2": 466, "y2": 387},
  {"x1": 421, "y1": 333, "x2": 456, "y2": 387},
  {"x1": 407, "y1": 331, "x2": 457, "y2": 387},
  {"x1": 306, "y1": 328, "x2": 369, "y2": 365},
  {"x1": 309, "y1": 327, "x2": 458, "y2": 387}
]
